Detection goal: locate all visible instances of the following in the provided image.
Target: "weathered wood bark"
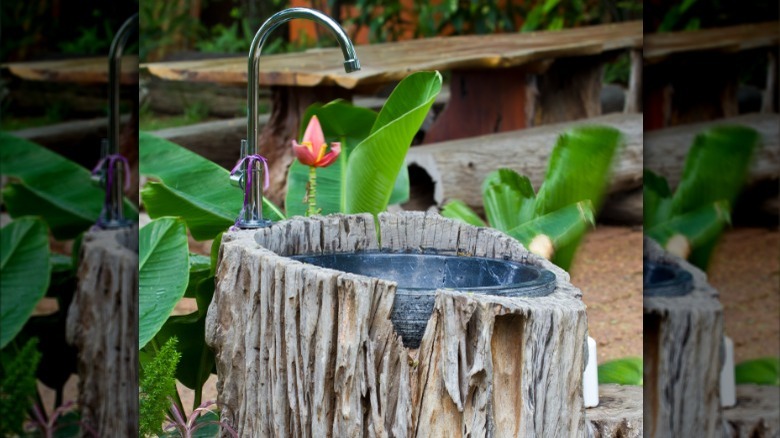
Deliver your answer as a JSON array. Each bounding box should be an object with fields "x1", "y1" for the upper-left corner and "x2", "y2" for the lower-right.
[
  {"x1": 533, "y1": 55, "x2": 606, "y2": 126},
  {"x1": 586, "y1": 384, "x2": 643, "y2": 438},
  {"x1": 721, "y1": 385, "x2": 780, "y2": 437},
  {"x1": 206, "y1": 212, "x2": 589, "y2": 436},
  {"x1": 645, "y1": 113, "x2": 780, "y2": 189},
  {"x1": 624, "y1": 49, "x2": 642, "y2": 113},
  {"x1": 65, "y1": 227, "x2": 138, "y2": 437},
  {"x1": 643, "y1": 238, "x2": 723, "y2": 438},
  {"x1": 406, "y1": 113, "x2": 643, "y2": 210}
]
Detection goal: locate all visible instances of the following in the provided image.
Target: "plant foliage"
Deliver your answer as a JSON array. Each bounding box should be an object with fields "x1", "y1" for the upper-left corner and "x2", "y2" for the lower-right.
[
  {"x1": 0, "y1": 338, "x2": 41, "y2": 436},
  {"x1": 140, "y1": 337, "x2": 182, "y2": 437}
]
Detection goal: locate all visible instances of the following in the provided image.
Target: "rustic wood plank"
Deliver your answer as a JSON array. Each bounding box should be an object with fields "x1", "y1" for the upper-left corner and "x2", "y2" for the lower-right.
[
  {"x1": 206, "y1": 212, "x2": 588, "y2": 436},
  {"x1": 406, "y1": 113, "x2": 643, "y2": 210},
  {"x1": 645, "y1": 113, "x2": 780, "y2": 189},
  {"x1": 3, "y1": 56, "x2": 139, "y2": 84},
  {"x1": 143, "y1": 21, "x2": 642, "y2": 88},
  {"x1": 645, "y1": 22, "x2": 779, "y2": 65},
  {"x1": 65, "y1": 227, "x2": 138, "y2": 436}
]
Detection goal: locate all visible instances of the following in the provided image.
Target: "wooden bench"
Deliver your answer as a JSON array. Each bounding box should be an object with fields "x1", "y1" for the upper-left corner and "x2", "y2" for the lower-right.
[{"x1": 644, "y1": 22, "x2": 779, "y2": 130}]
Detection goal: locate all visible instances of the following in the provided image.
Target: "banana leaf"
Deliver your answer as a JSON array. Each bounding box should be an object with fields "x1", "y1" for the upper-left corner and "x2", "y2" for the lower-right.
[
  {"x1": 139, "y1": 218, "x2": 190, "y2": 349},
  {"x1": 481, "y1": 168, "x2": 535, "y2": 232},
  {"x1": 440, "y1": 200, "x2": 487, "y2": 227},
  {"x1": 0, "y1": 218, "x2": 51, "y2": 348},
  {"x1": 139, "y1": 132, "x2": 285, "y2": 240},
  {"x1": 735, "y1": 357, "x2": 779, "y2": 386},
  {"x1": 345, "y1": 71, "x2": 442, "y2": 215},
  {"x1": 646, "y1": 201, "x2": 731, "y2": 261},
  {"x1": 598, "y1": 357, "x2": 643, "y2": 385},
  {"x1": 0, "y1": 133, "x2": 137, "y2": 239},
  {"x1": 506, "y1": 200, "x2": 595, "y2": 261},
  {"x1": 643, "y1": 169, "x2": 673, "y2": 229}
]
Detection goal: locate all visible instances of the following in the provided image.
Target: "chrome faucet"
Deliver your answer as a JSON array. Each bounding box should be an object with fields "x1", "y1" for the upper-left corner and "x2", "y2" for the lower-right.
[
  {"x1": 231, "y1": 8, "x2": 361, "y2": 228},
  {"x1": 93, "y1": 13, "x2": 138, "y2": 229}
]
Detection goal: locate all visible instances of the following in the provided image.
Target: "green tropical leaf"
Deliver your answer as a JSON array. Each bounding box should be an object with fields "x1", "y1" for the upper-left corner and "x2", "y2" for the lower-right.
[
  {"x1": 440, "y1": 200, "x2": 487, "y2": 227},
  {"x1": 0, "y1": 133, "x2": 136, "y2": 239},
  {"x1": 481, "y1": 169, "x2": 535, "y2": 232},
  {"x1": 598, "y1": 357, "x2": 643, "y2": 385},
  {"x1": 0, "y1": 218, "x2": 51, "y2": 348},
  {"x1": 646, "y1": 201, "x2": 731, "y2": 258},
  {"x1": 185, "y1": 253, "x2": 211, "y2": 298},
  {"x1": 534, "y1": 126, "x2": 623, "y2": 268},
  {"x1": 140, "y1": 132, "x2": 284, "y2": 241},
  {"x1": 671, "y1": 125, "x2": 759, "y2": 217},
  {"x1": 139, "y1": 218, "x2": 190, "y2": 349},
  {"x1": 506, "y1": 200, "x2": 594, "y2": 261},
  {"x1": 643, "y1": 169, "x2": 673, "y2": 229},
  {"x1": 735, "y1": 357, "x2": 780, "y2": 386},
  {"x1": 345, "y1": 71, "x2": 442, "y2": 215}
]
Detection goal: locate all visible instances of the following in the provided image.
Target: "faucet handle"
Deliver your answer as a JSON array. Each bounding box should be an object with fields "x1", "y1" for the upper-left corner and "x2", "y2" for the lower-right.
[
  {"x1": 230, "y1": 139, "x2": 248, "y2": 188},
  {"x1": 344, "y1": 58, "x2": 361, "y2": 73}
]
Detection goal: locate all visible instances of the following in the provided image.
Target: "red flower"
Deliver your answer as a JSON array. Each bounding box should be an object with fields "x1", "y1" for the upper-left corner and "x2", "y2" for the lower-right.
[{"x1": 292, "y1": 115, "x2": 341, "y2": 167}]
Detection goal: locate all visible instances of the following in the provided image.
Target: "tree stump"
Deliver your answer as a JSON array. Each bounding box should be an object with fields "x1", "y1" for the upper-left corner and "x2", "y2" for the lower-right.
[
  {"x1": 722, "y1": 385, "x2": 780, "y2": 437},
  {"x1": 206, "y1": 212, "x2": 589, "y2": 436},
  {"x1": 586, "y1": 384, "x2": 643, "y2": 437},
  {"x1": 643, "y1": 238, "x2": 723, "y2": 438},
  {"x1": 66, "y1": 226, "x2": 138, "y2": 437}
]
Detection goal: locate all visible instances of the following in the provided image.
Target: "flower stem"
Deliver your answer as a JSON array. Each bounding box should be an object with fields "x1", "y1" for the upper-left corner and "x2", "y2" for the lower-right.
[{"x1": 307, "y1": 166, "x2": 318, "y2": 216}]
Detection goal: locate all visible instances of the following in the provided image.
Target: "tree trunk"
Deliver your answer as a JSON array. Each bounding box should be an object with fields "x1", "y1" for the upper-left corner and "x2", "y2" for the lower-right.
[
  {"x1": 586, "y1": 384, "x2": 643, "y2": 437},
  {"x1": 721, "y1": 385, "x2": 780, "y2": 437},
  {"x1": 643, "y1": 238, "x2": 723, "y2": 438},
  {"x1": 206, "y1": 212, "x2": 589, "y2": 436},
  {"x1": 66, "y1": 226, "x2": 139, "y2": 437}
]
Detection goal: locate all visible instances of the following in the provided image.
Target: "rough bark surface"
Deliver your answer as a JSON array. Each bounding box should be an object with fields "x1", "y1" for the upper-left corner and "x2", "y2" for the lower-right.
[
  {"x1": 722, "y1": 385, "x2": 780, "y2": 438},
  {"x1": 643, "y1": 238, "x2": 723, "y2": 438},
  {"x1": 586, "y1": 384, "x2": 643, "y2": 438},
  {"x1": 206, "y1": 212, "x2": 589, "y2": 437},
  {"x1": 66, "y1": 227, "x2": 139, "y2": 437},
  {"x1": 406, "y1": 113, "x2": 642, "y2": 209}
]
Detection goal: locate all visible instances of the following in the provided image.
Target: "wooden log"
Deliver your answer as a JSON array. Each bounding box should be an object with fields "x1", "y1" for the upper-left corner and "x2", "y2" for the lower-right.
[
  {"x1": 643, "y1": 238, "x2": 723, "y2": 438},
  {"x1": 406, "y1": 113, "x2": 643, "y2": 210},
  {"x1": 721, "y1": 385, "x2": 780, "y2": 437},
  {"x1": 65, "y1": 226, "x2": 138, "y2": 437},
  {"x1": 645, "y1": 113, "x2": 780, "y2": 189},
  {"x1": 586, "y1": 384, "x2": 643, "y2": 437},
  {"x1": 206, "y1": 212, "x2": 589, "y2": 436},
  {"x1": 624, "y1": 49, "x2": 642, "y2": 113}
]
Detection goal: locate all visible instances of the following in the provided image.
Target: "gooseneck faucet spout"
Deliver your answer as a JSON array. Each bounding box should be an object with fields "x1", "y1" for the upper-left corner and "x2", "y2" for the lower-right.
[
  {"x1": 232, "y1": 8, "x2": 360, "y2": 228},
  {"x1": 93, "y1": 13, "x2": 138, "y2": 229}
]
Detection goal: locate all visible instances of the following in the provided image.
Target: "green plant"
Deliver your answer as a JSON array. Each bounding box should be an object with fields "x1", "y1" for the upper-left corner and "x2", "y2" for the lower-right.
[
  {"x1": 164, "y1": 399, "x2": 238, "y2": 437},
  {"x1": 140, "y1": 337, "x2": 182, "y2": 437},
  {"x1": 735, "y1": 357, "x2": 780, "y2": 386},
  {"x1": 0, "y1": 338, "x2": 41, "y2": 435},
  {"x1": 644, "y1": 126, "x2": 760, "y2": 270},
  {"x1": 442, "y1": 126, "x2": 623, "y2": 270},
  {"x1": 598, "y1": 357, "x2": 643, "y2": 385}
]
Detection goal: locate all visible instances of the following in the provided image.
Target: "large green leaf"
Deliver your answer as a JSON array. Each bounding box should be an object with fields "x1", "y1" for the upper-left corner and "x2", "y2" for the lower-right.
[
  {"x1": 345, "y1": 71, "x2": 442, "y2": 215},
  {"x1": 735, "y1": 357, "x2": 780, "y2": 385},
  {"x1": 0, "y1": 218, "x2": 51, "y2": 348},
  {"x1": 440, "y1": 200, "x2": 487, "y2": 227},
  {"x1": 0, "y1": 133, "x2": 136, "y2": 239},
  {"x1": 643, "y1": 169, "x2": 673, "y2": 229},
  {"x1": 139, "y1": 218, "x2": 190, "y2": 349},
  {"x1": 481, "y1": 169, "x2": 535, "y2": 232},
  {"x1": 671, "y1": 125, "x2": 759, "y2": 216},
  {"x1": 533, "y1": 126, "x2": 623, "y2": 268},
  {"x1": 646, "y1": 201, "x2": 730, "y2": 258},
  {"x1": 598, "y1": 357, "x2": 643, "y2": 385},
  {"x1": 506, "y1": 200, "x2": 594, "y2": 260},
  {"x1": 140, "y1": 132, "x2": 285, "y2": 241}
]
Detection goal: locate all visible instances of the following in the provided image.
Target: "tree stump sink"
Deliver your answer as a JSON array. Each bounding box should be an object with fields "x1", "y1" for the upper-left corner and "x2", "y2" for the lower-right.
[
  {"x1": 206, "y1": 212, "x2": 588, "y2": 436},
  {"x1": 643, "y1": 259, "x2": 694, "y2": 297}
]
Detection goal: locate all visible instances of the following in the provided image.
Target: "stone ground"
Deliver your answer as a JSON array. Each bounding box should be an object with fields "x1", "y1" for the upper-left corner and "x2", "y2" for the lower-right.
[{"x1": 37, "y1": 225, "x2": 779, "y2": 415}]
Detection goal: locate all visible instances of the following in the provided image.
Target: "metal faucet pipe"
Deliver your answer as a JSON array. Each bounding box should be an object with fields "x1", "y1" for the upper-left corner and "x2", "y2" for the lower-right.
[{"x1": 234, "y1": 7, "x2": 360, "y2": 228}]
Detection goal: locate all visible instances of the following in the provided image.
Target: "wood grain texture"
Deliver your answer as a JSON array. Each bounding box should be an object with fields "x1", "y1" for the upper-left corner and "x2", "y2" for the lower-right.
[
  {"x1": 645, "y1": 21, "x2": 779, "y2": 65},
  {"x1": 205, "y1": 212, "x2": 589, "y2": 436},
  {"x1": 406, "y1": 113, "x2": 643, "y2": 209},
  {"x1": 143, "y1": 21, "x2": 641, "y2": 88},
  {"x1": 643, "y1": 238, "x2": 723, "y2": 438},
  {"x1": 644, "y1": 113, "x2": 780, "y2": 189},
  {"x1": 586, "y1": 384, "x2": 643, "y2": 438},
  {"x1": 3, "y1": 56, "x2": 139, "y2": 84},
  {"x1": 65, "y1": 227, "x2": 139, "y2": 437},
  {"x1": 722, "y1": 385, "x2": 780, "y2": 437}
]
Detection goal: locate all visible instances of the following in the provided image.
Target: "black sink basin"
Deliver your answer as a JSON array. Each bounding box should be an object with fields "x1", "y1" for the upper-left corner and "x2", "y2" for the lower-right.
[
  {"x1": 291, "y1": 252, "x2": 556, "y2": 348},
  {"x1": 643, "y1": 260, "x2": 693, "y2": 297}
]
